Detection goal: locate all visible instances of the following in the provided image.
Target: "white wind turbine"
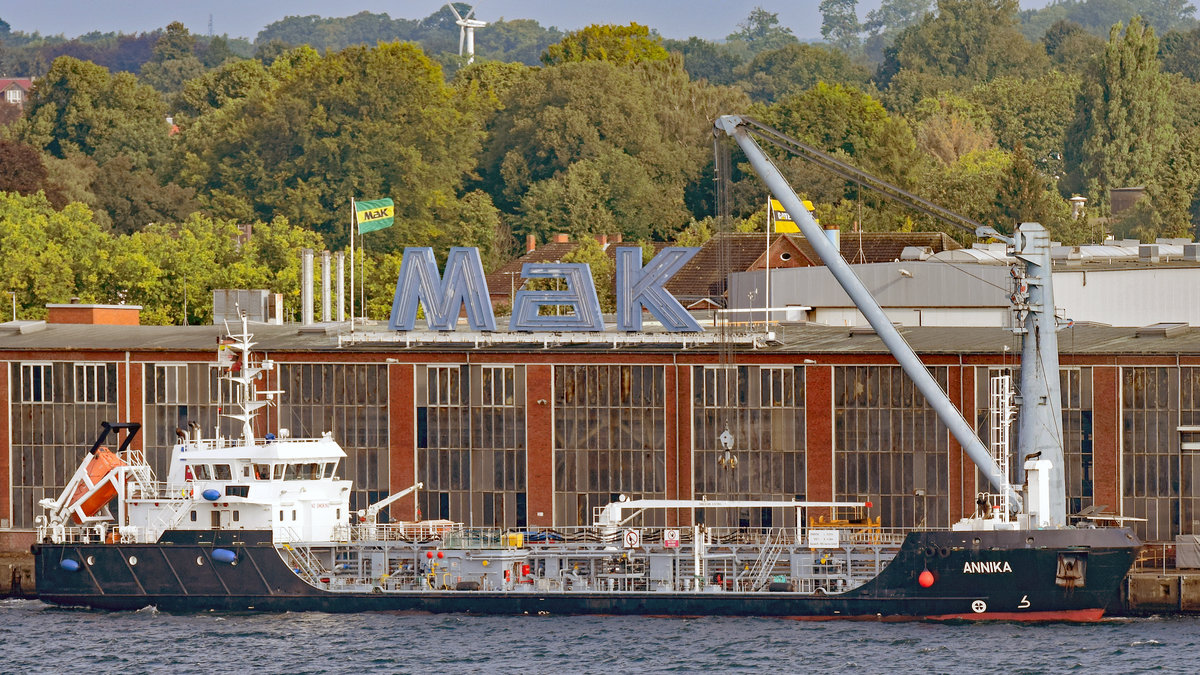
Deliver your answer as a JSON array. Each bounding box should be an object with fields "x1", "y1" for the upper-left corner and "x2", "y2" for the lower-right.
[{"x1": 446, "y1": 2, "x2": 488, "y2": 64}]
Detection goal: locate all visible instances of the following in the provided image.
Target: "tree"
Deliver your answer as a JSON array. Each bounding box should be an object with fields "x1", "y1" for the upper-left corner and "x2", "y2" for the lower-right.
[
  {"x1": 820, "y1": 0, "x2": 863, "y2": 55},
  {"x1": 862, "y1": 0, "x2": 933, "y2": 61},
  {"x1": 911, "y1": 94, "x2": 995, "y2": 166},
  {"x1": 1066, "y1": 17, "x2": 1176, "y2": 216},
  {"x1": 726, "y1": 7, "x2": 800, "y2": 55},
  {"x1": 541, "y1": 23, "x2": 669, "y2": 66},
  {"x1": 879, "y1": 0, "x2": 1049, "y2": 104},
  {"x1": 734, "y1": 43, "x2": 871, "y2": 102},
  {"x1": 764, "y1": 83, "x2": 921, "y2": 185},
  {"x1": 662, "y1": 37, "x2": 746, "y2": 86},
  {"x1": 0, "y1": 138, "x2": 49, "y2": 195},
  {"x1": 176, "y1": 42, "x2": 484, "y2": 247},
  {"x1": 515, "y1": 149, "x2": 675, "y2": 243},
  {"x1": 971, "y1": 71, "x2": 1080, "y2": 178},
  {"x1": 18, "y1": 56, "x2": 170, "y2": 172},
  {"x1": 1160, "y1": 25, "x2": 1200, "y2": 81},
  {"x1": 87, "y1": 154, "x2": 199, "y2": 233},
  {"x1": 0, "y1": 191, "x2": 113, "y2": 319},
  {"x1": 140, "y1": 22, "x2": 205, "y2": 94},
  {"x1": 1042, "y1": 19, "x2": 1106, "y2": 72},
  {"x1": 175, "y1": 58, "x2": 276, "y2": 120}
]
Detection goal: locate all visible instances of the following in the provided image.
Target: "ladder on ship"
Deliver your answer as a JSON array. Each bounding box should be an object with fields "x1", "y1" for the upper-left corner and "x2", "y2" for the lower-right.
[
  {"x1": 742, "y1": 528, "x2": 787, "y2": 591},
  {"x1": 279, "y1": 543, "x2": 327, "y2": 584}
]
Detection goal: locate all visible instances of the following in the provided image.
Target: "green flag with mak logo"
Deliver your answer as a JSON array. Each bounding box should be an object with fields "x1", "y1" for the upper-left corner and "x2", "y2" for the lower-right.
[{"x1": 355, "y1": 198, "x2": 395, "y2": 234}]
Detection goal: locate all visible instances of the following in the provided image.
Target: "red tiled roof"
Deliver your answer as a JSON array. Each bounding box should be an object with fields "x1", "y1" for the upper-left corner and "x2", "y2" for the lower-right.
[{"x1": 0, "y1": 78, "x2": 33, "y2": 91}]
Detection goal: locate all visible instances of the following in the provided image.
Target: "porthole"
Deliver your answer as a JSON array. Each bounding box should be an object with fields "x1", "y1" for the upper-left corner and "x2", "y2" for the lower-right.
[
  {"x1": 86, "y1": 555, "x2": 95, "y2": 566},
  {"x1": 128, "y1": 555, "x2": 138, "y2": 566},
  {"x1": 196, "y1": 556, "x2": 205, "y2": 566}
]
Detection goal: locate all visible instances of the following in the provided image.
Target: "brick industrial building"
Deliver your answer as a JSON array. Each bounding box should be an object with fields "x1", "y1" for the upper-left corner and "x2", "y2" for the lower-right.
[{"x1": 4, "y1": 304, "x2": 1199, "y2": 554}]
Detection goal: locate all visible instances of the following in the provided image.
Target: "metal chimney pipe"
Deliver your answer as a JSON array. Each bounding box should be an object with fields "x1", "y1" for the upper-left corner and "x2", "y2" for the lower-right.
[
  {"x1": 336, "y1": 251, "x2": 345, "y2": 322},
  {"x1": 321, "y1": 250, "x2": 332, "y2": 322},
  {"x1": 301, "y1": 248, "x2": 314, "y2": 325}
]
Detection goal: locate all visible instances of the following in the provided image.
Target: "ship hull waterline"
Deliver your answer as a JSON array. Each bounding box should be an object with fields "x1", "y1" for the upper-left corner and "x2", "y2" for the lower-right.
[{"x1": 33, "y1": 528, "x2": 1138, "y2": 621}]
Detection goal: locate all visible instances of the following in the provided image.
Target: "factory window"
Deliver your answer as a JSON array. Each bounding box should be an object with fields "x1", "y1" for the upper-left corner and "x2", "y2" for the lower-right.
[
  {"x1": 74, "y1": 364, "x2": 111, "y2": 403},
  {"x1": 835, "y1": 365, "x2": 949, "y2": 530},
  {"x1": 19, "y1": 363, "x2": 52, "y2": 403},
  {"x1": 154, "y1": 364, "x2": 185, "y2": 404},
  {"x1": 277, "y1": 363, "x2": 389, "y2": 521},
  {"x1": 10, "y1": 361, "x2": 120, "y2": 528},
  {"x1": 1122, "y1": 367, "x2": 1179, "y2": 541},
  {"x1": 1180, "y1": 368, "x2": 1200, "y2": 537},
  {"x1": 693, "y1": 365, "x2": 806, "y2": 527},
  {"x1": 556, "y1": 365, "x2": 666, "y2": 526},
  {"x1": 416, "y1": 364, "x2": 526, "y2": 528}
]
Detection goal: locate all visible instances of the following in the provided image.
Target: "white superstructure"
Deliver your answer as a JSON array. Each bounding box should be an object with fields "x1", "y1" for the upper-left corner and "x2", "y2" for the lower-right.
[{"x1": 37, "y1": 314, "x2": 352, "y2": 545}]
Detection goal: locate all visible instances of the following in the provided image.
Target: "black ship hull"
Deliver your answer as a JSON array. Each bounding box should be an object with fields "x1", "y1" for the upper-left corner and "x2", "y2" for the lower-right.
[{"x1": 33, "y1": 527, "x2": 1139, "y2": 621}]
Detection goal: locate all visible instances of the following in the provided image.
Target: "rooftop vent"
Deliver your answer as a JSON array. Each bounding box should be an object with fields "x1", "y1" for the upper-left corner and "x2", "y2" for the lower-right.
[
  {"x1": 1185, "y1": 243, "x2": 1200, "y2": 262},
  {"x1": 1139, "y1": 244, "x2": 1160, "y2": 263},
  {"x1": 1136, "y1": 322, "x2": 1189, "y2": 338}
]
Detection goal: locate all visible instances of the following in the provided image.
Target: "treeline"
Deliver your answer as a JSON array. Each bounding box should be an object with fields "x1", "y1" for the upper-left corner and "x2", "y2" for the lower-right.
[{"x1": 1, "y1": 2, "x2": 1200, "y2": 325}]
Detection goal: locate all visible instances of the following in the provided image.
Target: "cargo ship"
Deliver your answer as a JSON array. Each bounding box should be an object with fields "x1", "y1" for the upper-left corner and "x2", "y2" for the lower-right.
[{"x1": 31, "y1": 117, "x2": 1140, "y2": 619}]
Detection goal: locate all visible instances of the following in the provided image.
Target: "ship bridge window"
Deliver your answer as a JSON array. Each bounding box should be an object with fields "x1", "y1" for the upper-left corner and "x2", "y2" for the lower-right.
[
  {"x1": 213, "y1": 464, "x2": 232, "y2": 480},
  {"x1": 273, "y1": 464, "x2": 284, "y2": 480},
  {"x1": 253, "y1": 464, "x2": 271, "y2": 480},
  {"x1": 284, "y1": 462, "x2": 322, "y2": 480},
  {"x1": 193, "y1": 464, "x2": 211, "y2": 480},
  {"x1": 323, "y1": 462, "x2": 337, "y2": 478}
]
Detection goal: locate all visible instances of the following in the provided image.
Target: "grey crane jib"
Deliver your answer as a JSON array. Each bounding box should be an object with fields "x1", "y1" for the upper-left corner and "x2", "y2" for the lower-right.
[{"x1": 715, "y1": 115, "x2": 1068, "y2": 523}]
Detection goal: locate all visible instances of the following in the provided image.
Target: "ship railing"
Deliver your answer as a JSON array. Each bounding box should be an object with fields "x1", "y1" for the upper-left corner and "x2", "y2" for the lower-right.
[
  {"x1": 1132, "y1": 542, "x2": 1177, "y2": 573},
  {"x1": 342, "y1": 524, "x2": 911, "y2": 551}
]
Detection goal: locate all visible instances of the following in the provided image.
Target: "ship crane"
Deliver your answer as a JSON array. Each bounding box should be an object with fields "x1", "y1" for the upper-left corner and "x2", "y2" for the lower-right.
[
  {"x1": 714, "y1": 115, "x2": 1068, "y2": 526},
  {"x1": 359, "y1": 482, "x2": 424, "y2": 526}
]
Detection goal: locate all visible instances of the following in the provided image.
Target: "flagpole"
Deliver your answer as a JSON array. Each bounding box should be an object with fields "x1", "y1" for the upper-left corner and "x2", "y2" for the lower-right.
[
  {"x1": 765, "y1": 195, "x2": 771, "y2": 327},
  {"x1": 350, "y1": 197, "x2": 356, "y2": 333}
]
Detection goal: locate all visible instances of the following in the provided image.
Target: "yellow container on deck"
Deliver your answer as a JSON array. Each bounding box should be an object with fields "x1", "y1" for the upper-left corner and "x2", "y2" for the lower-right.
[{"x1": 505, "y1": 532, "x2": 524, "y2": 547}]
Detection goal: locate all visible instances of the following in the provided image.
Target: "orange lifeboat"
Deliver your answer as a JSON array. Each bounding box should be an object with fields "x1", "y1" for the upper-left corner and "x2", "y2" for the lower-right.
[{"x1": 69, "y1": 448, "x2": 126, "y2": 524}]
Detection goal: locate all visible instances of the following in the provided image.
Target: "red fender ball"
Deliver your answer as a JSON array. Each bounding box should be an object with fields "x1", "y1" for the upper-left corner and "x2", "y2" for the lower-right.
[{"x1": 918, "y1": 569, "x2": 935, "y2": 588}]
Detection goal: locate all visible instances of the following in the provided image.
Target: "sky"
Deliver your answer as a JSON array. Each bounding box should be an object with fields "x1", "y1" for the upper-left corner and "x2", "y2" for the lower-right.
[{"x1": 2, "y1": 0, "x2": 1052, "y2": 44}]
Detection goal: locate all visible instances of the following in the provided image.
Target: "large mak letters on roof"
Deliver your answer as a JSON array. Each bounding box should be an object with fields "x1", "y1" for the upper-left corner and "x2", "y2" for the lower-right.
[{"x1": 388, "y1": 246, "x2": 701, "y2": 333}]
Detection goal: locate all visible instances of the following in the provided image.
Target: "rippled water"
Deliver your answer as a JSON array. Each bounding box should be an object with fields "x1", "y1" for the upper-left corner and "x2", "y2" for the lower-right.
[{"x1": 3, "y1": 599, "x2": 1198, "y2": 674}]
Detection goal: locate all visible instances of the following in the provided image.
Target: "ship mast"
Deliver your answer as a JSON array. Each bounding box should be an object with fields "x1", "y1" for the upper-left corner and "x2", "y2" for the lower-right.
[{"x1": 220, "y1": 312, "x2": 279, "y2": 446}]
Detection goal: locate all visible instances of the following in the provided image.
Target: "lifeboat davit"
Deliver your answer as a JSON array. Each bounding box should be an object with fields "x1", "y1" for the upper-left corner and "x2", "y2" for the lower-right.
[{"x1": 69, "y1": 448, "x2": 126, "y2": 523}]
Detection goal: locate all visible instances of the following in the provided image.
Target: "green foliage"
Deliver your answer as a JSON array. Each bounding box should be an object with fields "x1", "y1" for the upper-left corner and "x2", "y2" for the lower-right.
[
  {"x1": 540, "y1": 23, "x2": 669, "y2": 67},
  {"x1": 86, "y1": 154, "x2": 199, "y2": 233},
  {"x1": 1042, "y1": 20, "x2": 1106, "y2": 72},
  {"x1": 1020, "y1": 0, "x2": 1198, "y2": 43},
  {"x1": 880, "y1": 0, "x2": 1049, "y2": 105},
  {"x1": 562, "y1": 237, "x2": 616, "y2": 312},
  {"x1": 726, "y1": 7, "x2": 799, "y2": 55},
  {"x1": 821, "y1": 0, "x2": 863, "y2": 55},
  {"x1": 1160, "y1": 25, "x2": 1200, "y2": 80},
  {"x1": 971, "y1": 71, "x2": 1080, "y2": 178},
  {"x1": 734, "y1": 43, "x2": 871, "y2": 102},
  {"x1": 764, "y1": 83, "x2": 921, "y2": 185},
  {"x1": 18, "y1": 56, "x2": 170, "y2": 172},
  {"x1": 0, "y1": 191, "x2": 111, "y2": 318},
  {"x1": 911, "y1": 94, "x2": 995, "y2": 166},
  {"x1": 662, "y1": 37, "x2": 747, "y2": 85},
  {"x1": 1066, "y1": 17, "x2": 1177, "y2": 217},
  {"x1": 176, "y1": 42, "x2": 483, "y2": 246}
]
